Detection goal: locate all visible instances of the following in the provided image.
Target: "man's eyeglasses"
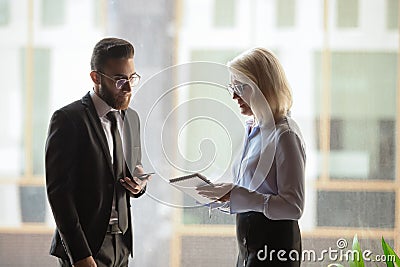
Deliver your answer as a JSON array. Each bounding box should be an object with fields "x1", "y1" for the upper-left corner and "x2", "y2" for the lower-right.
[
  {"x1": 227, "y1": 83, "x2": 246, "y2": 96},
  {"x1": 96, "y1": 71, "x2": 141, "y2": 89}
]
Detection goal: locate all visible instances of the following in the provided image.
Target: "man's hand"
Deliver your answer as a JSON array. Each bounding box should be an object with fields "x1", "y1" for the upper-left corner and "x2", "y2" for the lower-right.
[
  {"x1": 197, "y1": 183, "x2": 234, "y2": 202},
  {"x1": 73, "y1": 256, "x2": 96, "y2": 267},
  {"x1": 120, "y1": 165, "x2": 152, "y2": 195}
]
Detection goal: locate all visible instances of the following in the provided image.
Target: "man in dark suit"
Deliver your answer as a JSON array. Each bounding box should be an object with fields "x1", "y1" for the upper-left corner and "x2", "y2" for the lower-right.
[{"x1": 45, "y1": 37, "x2": 150, "y2": 267}]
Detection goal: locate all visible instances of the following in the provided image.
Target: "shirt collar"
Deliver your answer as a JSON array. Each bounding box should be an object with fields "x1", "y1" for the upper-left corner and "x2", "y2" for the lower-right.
[
  {"x1": 90, "y1": 90, "x2": 117, "y2": 118},
  {"x1": 245, "y1": 116, "x2": 259, "y2": 128},
  {"x1": 245, "y1": 118, "x2": 254, "y2": 127},
  {"x1": 245, "y1": 117, "x2": 260, "y2": 138}
]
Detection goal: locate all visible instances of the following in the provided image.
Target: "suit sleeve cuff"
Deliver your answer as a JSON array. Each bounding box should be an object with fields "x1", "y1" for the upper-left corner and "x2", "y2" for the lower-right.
[
  {"x1": 129, "y1": 185, "x2": 146, "y2": 198},
  {"x1": 59, "y1": 230, "x2": 92, "y2": 264}
]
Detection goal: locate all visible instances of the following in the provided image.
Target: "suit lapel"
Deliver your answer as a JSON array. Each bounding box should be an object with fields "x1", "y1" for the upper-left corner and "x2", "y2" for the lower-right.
[
  {"x1": 81, "y1": 92, "x2": 114, "y2": 177},
  {"x1": 121, "y1": 109, "x2": 133, "y2": 176}
]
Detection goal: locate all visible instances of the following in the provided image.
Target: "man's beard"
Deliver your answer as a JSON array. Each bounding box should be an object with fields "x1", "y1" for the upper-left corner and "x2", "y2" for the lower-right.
[{"x1": 98, "y1": 83, "x2": 131, "y2": 110}]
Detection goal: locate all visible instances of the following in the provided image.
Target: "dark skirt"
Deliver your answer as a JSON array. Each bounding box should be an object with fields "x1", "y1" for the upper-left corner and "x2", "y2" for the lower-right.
[{"x1": 236, "y1": 212, "x2": 301, "y2": 267}]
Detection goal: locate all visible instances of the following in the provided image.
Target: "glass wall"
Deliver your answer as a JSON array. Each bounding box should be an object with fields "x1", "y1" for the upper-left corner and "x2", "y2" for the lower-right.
[{"x1": 0, "y1": 0, "x2": 398, "y2": 266}]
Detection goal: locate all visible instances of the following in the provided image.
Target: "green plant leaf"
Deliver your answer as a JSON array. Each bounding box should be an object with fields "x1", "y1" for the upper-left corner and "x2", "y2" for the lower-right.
[
  {"x1": 381, "y1": 237, "x2": 400, "y2": 267},
  {"x1": 349, "y1": 234, "x2": 364, "y2": 267}
]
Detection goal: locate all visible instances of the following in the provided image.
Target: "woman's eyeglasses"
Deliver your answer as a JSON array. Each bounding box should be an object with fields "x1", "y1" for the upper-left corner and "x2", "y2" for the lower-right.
[
  {"x1": 96, "y1": 71, "x2": 141, "y2": 90},
  {"x1": 227, "y1": 83, "x2": 246, "y2": 96}
]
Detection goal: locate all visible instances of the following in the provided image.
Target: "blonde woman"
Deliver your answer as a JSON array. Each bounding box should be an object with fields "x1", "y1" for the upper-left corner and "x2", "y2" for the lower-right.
[{"x1": 199, "y1": 48, "x2": 306, "y2": 266}]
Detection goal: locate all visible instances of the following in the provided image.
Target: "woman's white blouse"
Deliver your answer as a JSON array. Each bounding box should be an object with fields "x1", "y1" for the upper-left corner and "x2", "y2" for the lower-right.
[{"x1": 228, "y1": 116, "x2": 306, "y2": 220}]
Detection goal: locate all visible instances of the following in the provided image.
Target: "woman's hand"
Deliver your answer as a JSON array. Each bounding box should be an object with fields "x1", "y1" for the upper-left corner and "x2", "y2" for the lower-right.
[{"x1": 197, "y1": 183, "x2": 234, "y2": 203}]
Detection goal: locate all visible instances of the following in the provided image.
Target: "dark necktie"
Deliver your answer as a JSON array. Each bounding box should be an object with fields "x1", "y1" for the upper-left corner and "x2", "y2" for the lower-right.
[{"x1": 107, "y1": 111, "x2": 128, "y2": 234}]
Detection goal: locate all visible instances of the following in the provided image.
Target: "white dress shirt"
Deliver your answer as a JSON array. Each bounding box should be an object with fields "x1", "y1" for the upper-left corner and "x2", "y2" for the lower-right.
[
  {"x1": 90, "y1": 90, "x2": 124, "y2": 224},
  {"x1": 227, "y1": 116, "x2": 306, "y2": 220}
]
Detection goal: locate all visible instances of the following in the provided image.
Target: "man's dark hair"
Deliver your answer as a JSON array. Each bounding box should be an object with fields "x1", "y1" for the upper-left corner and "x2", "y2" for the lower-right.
[{"x1": 90, "y1": 37, "x2": 135, "y2": 71}]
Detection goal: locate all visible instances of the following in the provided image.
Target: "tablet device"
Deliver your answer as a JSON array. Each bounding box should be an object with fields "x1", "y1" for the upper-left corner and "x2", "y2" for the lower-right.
[{"x1": 169, "y1": 173, "x2": 213, "y2": 204}]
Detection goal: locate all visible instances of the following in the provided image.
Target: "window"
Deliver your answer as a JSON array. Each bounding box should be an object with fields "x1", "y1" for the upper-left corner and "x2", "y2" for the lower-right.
[
  {"x1": 314, "y1": 52, "x2": 397, "y2": 180},
  {"x1": 0, "y1": 0, "x2": 9, "y2": 26},
  {"x1": 93, "y1": 0, "x2": 106, "y2": 28},
  {"x1": 2, "y1": 0, "x2": 400, "y2": 266},
  {"x1": 387, "y1": 0, "x2": 398, "y2": 30},
  {"x1": 21, "y1": 48, "x2": 51, "y2": 176},
  {"x1": 41, "y1": 0, "x2": 66, "y2": 26},
  {"x1": 19, "y1": 186, "x2": 46, "y2": 223},
  {"x1": 336, "y1": 0, "x2": 359, "y2": 28},
  {"x1": 276, "y1": 0, "x2": 296, "y2": 28},
  {"x1": 180, "y1": 49, "x2": 243, "y2": 226},
  {"x1": 181, "y1": 236, "x2": 237, "y2": 266},
  {"x1": 214, "y1": 0, "x2": 235, "y2": 28},
  {"x1": 317, "y1": 191, "x2": 395, "y2": 228}
]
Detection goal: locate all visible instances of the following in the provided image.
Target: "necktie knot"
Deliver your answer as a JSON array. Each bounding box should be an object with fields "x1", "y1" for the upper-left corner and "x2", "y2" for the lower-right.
[{"x1": 107, "y1": 111, "x2": 119, "y2": 126}]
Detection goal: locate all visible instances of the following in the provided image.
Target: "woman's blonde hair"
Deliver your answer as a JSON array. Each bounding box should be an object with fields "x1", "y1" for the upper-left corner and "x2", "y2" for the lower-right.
[{"x1": 228, "y1": 47, "x2": 293, "y2": 120}]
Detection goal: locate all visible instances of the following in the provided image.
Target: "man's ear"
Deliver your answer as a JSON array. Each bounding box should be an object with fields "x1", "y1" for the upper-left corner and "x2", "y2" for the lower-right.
[{"x1": 90, "y1": 71, "x2": 100, "y2": 85}]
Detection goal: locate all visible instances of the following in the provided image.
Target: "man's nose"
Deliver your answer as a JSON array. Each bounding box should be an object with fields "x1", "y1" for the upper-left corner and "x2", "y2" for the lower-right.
[{"x1": 121, "y1": 81, "x2": 131, "y2": 92}]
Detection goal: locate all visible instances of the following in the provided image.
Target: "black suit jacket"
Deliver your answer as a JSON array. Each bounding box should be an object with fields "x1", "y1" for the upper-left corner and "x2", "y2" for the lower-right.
[{"x1": 45, "y1": 92, "x2": 144, "y2": 264}]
